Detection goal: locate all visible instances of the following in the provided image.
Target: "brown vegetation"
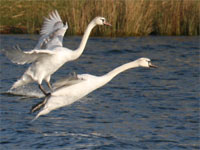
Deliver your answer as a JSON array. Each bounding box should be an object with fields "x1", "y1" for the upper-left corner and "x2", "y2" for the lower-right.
[{"x1": 0, "y1": 0, "x2": 199, "y2": 36}]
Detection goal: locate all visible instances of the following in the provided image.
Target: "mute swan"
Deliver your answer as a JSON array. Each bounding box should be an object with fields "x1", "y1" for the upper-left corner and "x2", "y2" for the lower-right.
[
  {"x1": 2, "y1": 13, "x2": 111, "y2": 95},
  {"x1": 31, "y1": 58, "x2": 157, "y2": 121}
]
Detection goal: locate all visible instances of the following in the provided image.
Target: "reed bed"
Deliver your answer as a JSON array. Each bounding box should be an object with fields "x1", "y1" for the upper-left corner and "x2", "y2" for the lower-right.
[{"x1": 0, "y1": 0, "x2": 199, "y2": 36}]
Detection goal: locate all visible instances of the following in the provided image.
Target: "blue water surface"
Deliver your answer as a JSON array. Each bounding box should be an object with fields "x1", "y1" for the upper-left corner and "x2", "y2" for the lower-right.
[{"x1": 0, "y1": 35, "x2": 199, "y2": 150}]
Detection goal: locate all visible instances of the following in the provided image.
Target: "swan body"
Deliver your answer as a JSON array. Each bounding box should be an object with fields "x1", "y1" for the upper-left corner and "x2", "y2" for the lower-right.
[
  {"x1": 32, "y1": 58, "x2": 157, "y2": 121},
  {"x1": 2, "y1": 12, "x2": 111, "y2": 95}
]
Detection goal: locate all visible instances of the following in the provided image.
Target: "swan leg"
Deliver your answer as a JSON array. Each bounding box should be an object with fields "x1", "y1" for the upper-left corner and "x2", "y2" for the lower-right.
[
  {"x1": 45, "y1": 76, "x2": 53, "y2": 91},
  {"x1": 39, "y1": 84, "x2": 50, "y2": 96},
  {"x1": 30, "y1": 98, "x2": 48, "y2": 113},
  {"x1": 47, "y1": 81, "x2": 53, "y2": 91}
]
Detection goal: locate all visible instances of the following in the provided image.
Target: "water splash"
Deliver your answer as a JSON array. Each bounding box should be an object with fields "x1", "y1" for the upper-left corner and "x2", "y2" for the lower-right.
[{"x1": 5, "y1": 86, "x2": 45, "y2": 98}]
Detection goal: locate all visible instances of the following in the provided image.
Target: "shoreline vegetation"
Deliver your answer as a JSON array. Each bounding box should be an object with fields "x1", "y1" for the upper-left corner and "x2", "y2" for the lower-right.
[{"x1": 0, "y1": 0, "x2": 199, "y2": 36}]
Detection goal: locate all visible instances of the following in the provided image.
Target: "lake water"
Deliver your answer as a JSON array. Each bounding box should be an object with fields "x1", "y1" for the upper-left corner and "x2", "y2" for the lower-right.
[{"x1": 0, "y1": 35, "x2": 199, "y2": 150}]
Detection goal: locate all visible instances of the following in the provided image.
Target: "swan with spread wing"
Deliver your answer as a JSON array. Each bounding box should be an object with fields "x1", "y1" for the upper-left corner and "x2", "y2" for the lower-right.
[
  {"x1": 31, "y1": 58, "x2": 157, "y2": 121},
  {"x1": 2, "y1": 10, "x2": 111, "y2": 95}
]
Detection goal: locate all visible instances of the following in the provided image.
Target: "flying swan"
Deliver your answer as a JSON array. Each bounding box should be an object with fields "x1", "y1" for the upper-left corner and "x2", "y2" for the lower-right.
[
  {"x1": 1, "y1": 10, "x2": 111, "y2": 96},
  {"x1": 31, "y1": 58, "x2": 157, "y2": 121}
]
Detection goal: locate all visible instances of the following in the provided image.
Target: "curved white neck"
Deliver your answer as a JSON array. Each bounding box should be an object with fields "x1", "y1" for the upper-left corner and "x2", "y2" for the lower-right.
[
  {"x1": 100, "y1": 60, "x2": 140, "y2": 86},
  {"x1": 73, "y1": 21, "x2": 96, "y2": 59}
]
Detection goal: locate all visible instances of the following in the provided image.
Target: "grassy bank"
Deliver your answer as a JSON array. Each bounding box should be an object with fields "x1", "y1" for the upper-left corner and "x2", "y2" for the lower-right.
[{"x1": 0, "y1": 0, "x2": 199, "y2": 36}]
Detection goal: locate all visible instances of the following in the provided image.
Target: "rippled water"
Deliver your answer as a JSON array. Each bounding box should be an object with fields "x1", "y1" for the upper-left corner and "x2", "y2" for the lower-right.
[{"x1": 0, "y1": 35, "x2": 199, "y2": 150}]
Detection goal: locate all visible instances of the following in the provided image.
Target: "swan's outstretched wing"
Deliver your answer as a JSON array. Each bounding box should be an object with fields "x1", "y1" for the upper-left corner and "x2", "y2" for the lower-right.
[
  {"x1": 53, "y1": 72, "x2": 85, "y2": 90},
  {"x1": 1, "y1": 45, "x2": 54, "y2": 65},
  {"x1": 35, "y1": 10, "x2": 68, "y2": 50}
]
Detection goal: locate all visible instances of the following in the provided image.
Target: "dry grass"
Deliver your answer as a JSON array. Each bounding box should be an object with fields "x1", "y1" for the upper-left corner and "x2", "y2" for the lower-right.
[{"x1": 0, "y1": 0, "x2": 199, "y2": 36}]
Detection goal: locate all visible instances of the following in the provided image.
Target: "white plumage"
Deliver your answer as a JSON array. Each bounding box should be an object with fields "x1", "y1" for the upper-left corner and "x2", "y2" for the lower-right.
[
  {"x1": 2, "y1": 10, "x2": 111, "y2": 95},
  {"x1": 31, "y1": 58, "x2": 157, "y2": 121},
  {"x1": 35, "y1": 10, "x2": 68, "y2": 50}
]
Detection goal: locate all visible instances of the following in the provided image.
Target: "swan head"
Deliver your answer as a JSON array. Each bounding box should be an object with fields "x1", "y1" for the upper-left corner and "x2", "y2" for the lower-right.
[
  {"x1": 137, "y1": 58, "x2": 157, "y2": 68},
  {"x1": 93, "y1": 17, "x2": 112, "y2": 26}
]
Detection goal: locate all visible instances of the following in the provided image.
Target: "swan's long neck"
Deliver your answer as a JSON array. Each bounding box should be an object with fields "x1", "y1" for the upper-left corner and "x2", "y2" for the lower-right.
[
  {"x1": 73, "y1": 21, "x2": 96, "y2": 59},
  {"x1": 100, "y1": 60, "x2": 140, "y2": 85}
]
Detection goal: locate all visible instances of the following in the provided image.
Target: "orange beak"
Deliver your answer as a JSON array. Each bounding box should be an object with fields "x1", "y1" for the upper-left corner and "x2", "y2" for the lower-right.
[{"x1": 104, "y1": 22, "x2": 112, "y2": 26}]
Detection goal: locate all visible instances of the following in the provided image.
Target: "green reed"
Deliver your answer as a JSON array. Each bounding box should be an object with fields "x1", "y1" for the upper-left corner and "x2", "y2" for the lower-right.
[{"x1": 0, "y1": 0, "x2": 199, "y2": 36}]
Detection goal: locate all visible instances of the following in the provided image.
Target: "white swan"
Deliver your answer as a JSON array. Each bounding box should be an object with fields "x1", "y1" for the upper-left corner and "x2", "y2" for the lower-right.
[
  {"x1": 31, "y1": 58, "x2": 157, "y2": 121},
  {"x1": 2, "y1": 14, "x2": 111, "y2": 95}
]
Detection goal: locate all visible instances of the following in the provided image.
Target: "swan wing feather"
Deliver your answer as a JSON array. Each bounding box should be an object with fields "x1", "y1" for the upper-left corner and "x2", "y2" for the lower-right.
[
  {"x1": 1, "y1": 46, "x2": 54, "y2": 65},
  {"x1": 35, "y1": 10, "x2": 68, "y2": 50},
  {"x1": 53, "y1": 73, "x2": 85, "y2": 90}
]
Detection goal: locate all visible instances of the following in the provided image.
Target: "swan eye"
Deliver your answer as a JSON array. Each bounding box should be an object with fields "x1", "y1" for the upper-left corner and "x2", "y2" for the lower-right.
[{"x1": 101, "y1": 19, "x2": 105, "y2": 23}]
